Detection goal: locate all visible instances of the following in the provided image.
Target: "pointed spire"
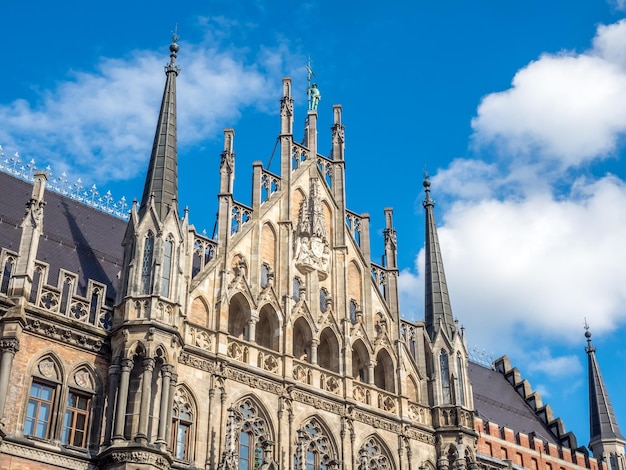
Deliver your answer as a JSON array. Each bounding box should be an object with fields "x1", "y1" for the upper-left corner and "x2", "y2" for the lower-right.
[
  {"x1": 423, "y1": 174, "x2": 455, "y2": 341},
  {"x1": 585, "y1": 323, "x2": 625, "y2": 455},
  {"x1": 139, "y1": 30, "x2": 180, "y2": 220}
]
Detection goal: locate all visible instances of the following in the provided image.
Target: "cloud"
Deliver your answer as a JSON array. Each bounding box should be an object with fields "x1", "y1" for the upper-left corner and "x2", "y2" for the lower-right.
[
  {"x1": 524, "y1": 348, "x2": 583, "y2": 377},
  {"x1": 0, "y1": 39, "x2": 297, "y2": 185},
  {"x1": 471, "y1": 19, "x2": 626, "y2": 169}
]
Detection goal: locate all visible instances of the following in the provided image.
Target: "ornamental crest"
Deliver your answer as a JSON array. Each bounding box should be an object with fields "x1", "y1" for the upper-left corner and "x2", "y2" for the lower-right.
[
  {"x1": 38, "y1": 359, "x2": 56, "y2": 378},
  {"x1": 294, "y1": 178, "x2": 331, "y2": 279}
]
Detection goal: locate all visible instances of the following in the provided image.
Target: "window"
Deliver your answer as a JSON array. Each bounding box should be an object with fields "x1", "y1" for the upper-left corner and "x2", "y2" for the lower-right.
[
  {"x1": 223, "y1": 399, "x2": 271, "y2": 470},
  {"x1": 61, "y1": 391, "x2": 90, "y2": 447},
  {"x1": 141, "y1": 233, "x2": 154, "y2": 294},
  {"x1": 295, "y1": 419, "x2": 335, "y2": 470},
  {"x1": 172, "y1": 388, "x2": 195, "y2": 461},
  {"x1": 293, "y1": 277, "x2": 301, "y2": 302},
  {"x1": 456, "y1": 354, "x2": 465, "y2": 406},
  {"x1": 25, "y1": 382, "x2": 55, "y2": 439},
  {"x1": 161, "y1": 238, "x2": 174, "y2": 297},
  {"x1": 349, "y1": 299, "x2": 358, "y2": 323},
  {"x1": 261, "y1": 264, "x2": 269, "y2": 289},
  {"x1": 0, "y1": 255, "x2": 14, "y2": 294},
  {"x1": 239, "y1": 430, "x2": 264, "y2": 470},
  {"x1": 357, "y1": 437, "x2": 390, "y2": 470},
  {"x1": 172, "y1": 403, "x2": 192, "y2": 459},
  {"x1": 440, "y1": 350, "x2": 451, "y2": 404},
  {"x1": 320, "y1": 288, "x2": 328, "y2": 313}
]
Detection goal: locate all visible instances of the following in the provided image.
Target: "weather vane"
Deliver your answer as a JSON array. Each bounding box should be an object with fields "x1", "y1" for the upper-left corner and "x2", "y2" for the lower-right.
[{"x1": 172, "y1": 23, "x2": 179, "y2": 43}]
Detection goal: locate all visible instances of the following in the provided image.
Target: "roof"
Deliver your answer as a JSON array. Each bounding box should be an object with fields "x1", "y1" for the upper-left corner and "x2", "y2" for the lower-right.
[
  {"x1": 0, "y1": 171, "x2": 125, "y2": 301},
  {"x1": 469, "y1": 361, "x2": 561, "y2": 445}
]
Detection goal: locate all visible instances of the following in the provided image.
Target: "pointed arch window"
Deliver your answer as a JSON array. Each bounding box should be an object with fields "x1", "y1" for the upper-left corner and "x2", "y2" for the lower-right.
[
  {"x1": 161, "y1": 238, "x2": 174, "y2": 298},
  {"x1": 25, "y1": 381, "x2": 55, "y2": 438},
  {"x1": 61, "y1": 391, "x2": 91, "y2": 447},
  {"x1": 295, "y1": 419, "x2": 335, "y2": 470},
  {"x1": 235, "y1": 400, "x2": 270, "y2": 470},
  {"x1": 357, "y1": 437, "x2": 391, "y2": 470},
  {"x1": 456, "y1": 354, "x2": 465, "y2": 406},
  {"x1": 440, "y1": 350, "x2": 451, "y2": 404},
  {"x1": 293, "y1": 277, "x2": 301, "y2": 302},
  {"x1": 141, "y1": 233, "x2": 154, "y2": 294},
  {"x1": 0, "y1": 255, "x2": 15, "y2": 294}
]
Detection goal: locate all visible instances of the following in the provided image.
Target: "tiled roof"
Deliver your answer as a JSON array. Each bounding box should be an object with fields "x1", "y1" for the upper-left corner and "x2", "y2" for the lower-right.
[{"x1": 0, "y1": 171, "x2": 125, "y2": 300}]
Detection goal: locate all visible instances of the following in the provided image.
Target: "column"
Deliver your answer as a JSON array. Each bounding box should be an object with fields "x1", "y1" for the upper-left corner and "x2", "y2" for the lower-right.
[
  {"x1": 136, "y1": 357, "x2": 155, "y2": 443},
  {"x1": 367, "y1": 360, "x2": 376, "y2": 385},
  {"x1": 0, "y1": 339, "x2": 19, "y2": 427},
  {"x1": 248, "y1": 309, "x2": 259, "y2": 342},
  {"x1": 113, "y1": 358, "x2": 133, "y2": 442},
  {"x1": 157, "y1": 364, "x2": 173, "y2": 443},
  {"x1": 103, "y1": 364, "x2": 120, "y2": 444},
  {"x1": 164, "y1": 372, "x2": 178, "y2": 446},
  {"x1": 310, "y1": 338, "x2": 319, "y2": 365}
]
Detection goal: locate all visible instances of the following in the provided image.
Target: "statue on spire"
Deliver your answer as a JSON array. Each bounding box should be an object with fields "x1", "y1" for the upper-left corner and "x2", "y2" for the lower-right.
[{"x1": 306, "y1": 58, "x2": 321, "y2": 111}]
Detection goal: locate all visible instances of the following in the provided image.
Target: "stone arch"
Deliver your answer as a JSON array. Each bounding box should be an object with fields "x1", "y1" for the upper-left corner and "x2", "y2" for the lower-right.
[
  {"x1": 228, "y1": 292, "x2": 251, "y2": 340},
  {"x1": 357, "y1": 434, "x2": 395, "y2": 470},
  {"x1": 351, "y1": 339, "x2": 370, "y2": 382},
  {"x1": 322, "y1": 200, "x2": 333, "y2": 244},
  {"x1": 293, "y1": 316, "x2": 314, "y2": 362},
  {"x1": 374, "y1": 348, "x2": 395, "y2": 393},
  {"x1": 189, "y1": 295, "x2": 210, "y2": 326},
  {"x1": 256, "y1": 303, "x2": 280, "y2": 351},
  {"x1": 318, "y1": 327, "x2": 340, "y2": 373},
  {"x1": 260, "y1": 222, "x2": 277, "y2": 268},
  {"x1": 347, "y1": 260, "x2": 362, "y2": 314},
  {"x1": 28, "y1": 351, "x2": 65, "y2": 383},
  {"x1": 172, "y1": 383, "x2": 198, "y2": 460},
  {"x1": 406, "y1": 374, "x2": 419, "y2": 402},
  {"x1": 294, "y1": 415, "x2": 340, "y2": 469},
  {"x1": 126, "y1": 341, "x2": 147, "y2": 360},
  {"x1": 292, "y1": 188, "x2": 306, "y2": 224}
]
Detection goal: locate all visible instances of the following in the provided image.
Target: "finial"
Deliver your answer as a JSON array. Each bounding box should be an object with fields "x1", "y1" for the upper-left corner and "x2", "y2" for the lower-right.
[
  {"x1": 584, "y1": 318, "x2": 595, "y2": 353},
  {"x1": 167, "y1": 25, "x2": 180, "y2": 73},
  {"x1": 423, "y1": 170, "x2": 434, "y2": 207}
]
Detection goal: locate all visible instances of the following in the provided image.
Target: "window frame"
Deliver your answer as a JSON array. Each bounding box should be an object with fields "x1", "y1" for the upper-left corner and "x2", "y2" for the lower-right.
[{"x1": 61, "y1": 390, "x2": 92, "y2": 448}]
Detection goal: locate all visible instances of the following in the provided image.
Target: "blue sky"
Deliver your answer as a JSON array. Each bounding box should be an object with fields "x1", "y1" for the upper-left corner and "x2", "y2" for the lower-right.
[{"x1": 1, "y1": 0, "x2": 625, "y2": 451}]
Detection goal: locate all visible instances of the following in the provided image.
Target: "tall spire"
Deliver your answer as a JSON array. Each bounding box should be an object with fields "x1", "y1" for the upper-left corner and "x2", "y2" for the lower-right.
[
  {"x1": 139, "y1": 30, "x2": 180, "y2": 220},
  {"x1": 585, "y1": 324, "x2": 625, "y2": 464},
  {"x1": 423, "y1": 174, "x2": 455, "y2": 341}
]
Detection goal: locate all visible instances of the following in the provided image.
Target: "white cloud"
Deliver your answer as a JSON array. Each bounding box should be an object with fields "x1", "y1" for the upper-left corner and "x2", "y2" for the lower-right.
[
  {"x1": 399, "y1": 173, "x2": 626, "y2": 354},
  {"x1": 525, "y1": 348, "x2": 583, "y2": 377},
  {"x1": 0, "y1": 40, "x2": 297, "y2": 184},
  {"x1": 472, "y1": 19, "x2": 626, "y2": 169}
]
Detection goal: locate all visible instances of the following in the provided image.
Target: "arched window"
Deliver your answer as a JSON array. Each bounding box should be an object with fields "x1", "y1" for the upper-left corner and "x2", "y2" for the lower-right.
[
  {"x1": 261, "y1": 264, "x2": 269, "y2": 289},
  {"x1": 293, "y1": 277, "x2": 302, "y2": 302},
  {"x1": 172, "y1": 388, "x2": 195, "y2": 460},
  {"x1": 61, "y1": 368, "x2": 95, "y2": 448},
  {"x1": 141, "y1": 233, "x2": 155, "y2": 294},
  {"x1": 319, "y1": 288, "x2": 328, "y2": 313},
  {"x1": 0, "y1": 255, "x2": 15, "y2": 294},
  {"x1": 349, "y1": 299, "x2": 358, "y2": 323},
  {"x1": 24, "y1": 357, "x2": 63, "y2": 441},
  {"x1": 222, "y1": 399, "x2": 272, "y2": 470},
  {"x1": 161, "y1": 238, "x2": 174, "y2": 298},
  {"x1": 440, "y1": 350, "x2": 451, "y2": 404},
  {"x1": 318, "y1": 329, "x2": 340, "y2": 373},
  {"x1": 295, "y1": 418, "x2": 336, "y2": 470},
  {"x1": 456, "y1": 354, "x2": 465, "y2": 406},
  {"x1": 357, "y1": 437, "x2": 391, "y2": 470}
]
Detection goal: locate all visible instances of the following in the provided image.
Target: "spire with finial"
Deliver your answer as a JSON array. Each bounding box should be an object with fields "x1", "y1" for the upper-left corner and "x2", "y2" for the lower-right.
[
  {"x1": 584, "y1": 321, "x2": 625, "y2": 468},
  {"x1": 139, "y1": 28, "x2": 180, "y2": 220},
  {"x1": 423, "y1": 173, "x2": 455, "y2": 341}
]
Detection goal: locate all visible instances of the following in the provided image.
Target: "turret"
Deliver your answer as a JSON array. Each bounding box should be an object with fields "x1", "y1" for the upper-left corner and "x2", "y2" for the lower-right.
[{"x1": 585, "y1": 325, "x2": 626, "y2": 470}]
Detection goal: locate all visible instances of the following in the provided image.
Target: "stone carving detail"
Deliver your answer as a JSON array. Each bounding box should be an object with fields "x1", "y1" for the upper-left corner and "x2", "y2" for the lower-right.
[
  {"x1": 0, "y1": 338, "x2": 19, "y2": 354},
  {"x1": 351, "y1": 409, "x2": 402, "y2": 433},
  {"x1": 38, "y1": 359, "x2": 56, "y2": 378},
  {"x1": 74, "y1": 369, "x2": 92, "y2": 389},
  {"x1": 294, "y1": 178, "x2": 331, "y2": 279},
  {"x1": 178, "y1": 351, "x2": 217, "y2": 373},
  {"x1": 321, "y1": 373, "x2": 340, "y2": 394},
  {"x1": 293, "y1": 364, "x2": 312, "y2": 384},
  {"x1": 106, "y1": 451, "x2": 170, "y2": 470},
  {"x1": 0, "y1": 440, "x2": 99, "y2": 470},
  {"x1": 290, "y1": 389, "x2": 343, "y2": 414},
  {"x1": 226, "y1": 367, "x2": 284, "y2": 394},
  {"x1": 227, "y1": 340, "x2": 248, "y2": 362},
  {"x1": 23, "y1": 317, "x2": 108, "y2": 353},
  {"x1": 259, "y1": 351, "x2": 279, "y2": 373}
]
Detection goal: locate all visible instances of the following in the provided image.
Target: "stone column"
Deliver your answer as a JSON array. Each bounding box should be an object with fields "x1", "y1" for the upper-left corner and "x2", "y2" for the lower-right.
[
  {"x1": 248, "y1": 309, "x2": 259, "y2": 342},
  {"x1": 164, "y1": 372, "x2": 178, "y2": 446},
  {"x1": 367, "y1": 360, "x2": 377, "y2": 386},
  {"x1": 310, "y1": 338, "x2": 319, "y2": 365},
  {"x1": 103, "y1": 364, "x2": 120, "y2": 444},
  {"x1": 157, "y1": 364, "x2": 173, "y2": 443},
  {"x1": 136, "y1": 357, "x2": 155, "y2": 443},
  {"x1": 112, "y1": 358, "x2": 133, "y2": 442},
  {"x1": 0, "y1": 339, "x2": 19, "y2": 428}
]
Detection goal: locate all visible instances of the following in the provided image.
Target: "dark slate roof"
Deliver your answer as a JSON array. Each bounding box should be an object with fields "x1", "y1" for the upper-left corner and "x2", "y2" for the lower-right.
[
  {"x1": 0, "y1": 171, "x2": 125, "y2": 301},
  {"x1": 468, "y1": 361, "x2": 561, "y2": 445}
]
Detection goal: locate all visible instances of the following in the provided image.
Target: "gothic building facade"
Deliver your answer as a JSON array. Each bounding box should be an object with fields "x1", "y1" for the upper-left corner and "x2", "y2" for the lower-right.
[{"x1": 0, "y1": 38, "x2": 624, "y2": 470}]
